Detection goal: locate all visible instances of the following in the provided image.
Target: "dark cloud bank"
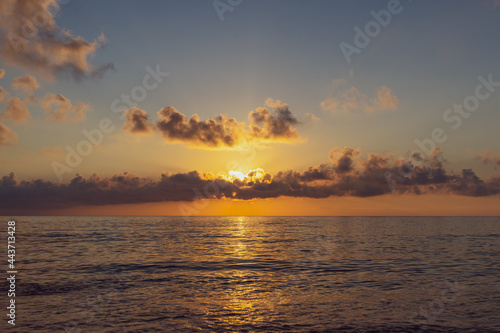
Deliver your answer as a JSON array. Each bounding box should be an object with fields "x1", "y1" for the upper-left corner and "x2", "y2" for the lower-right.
[{"x1": 1, "y1": 148, "x2": 499, "y2": 213}]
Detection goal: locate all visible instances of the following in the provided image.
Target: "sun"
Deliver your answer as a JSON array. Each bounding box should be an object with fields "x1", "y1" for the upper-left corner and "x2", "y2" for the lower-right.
[{"x1": 228, "y1": 170, "x2": 246, "y2": 181}]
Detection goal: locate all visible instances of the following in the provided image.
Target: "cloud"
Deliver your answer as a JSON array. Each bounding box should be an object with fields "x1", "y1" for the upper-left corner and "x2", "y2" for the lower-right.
[
  {"x1": 264, "y1": 97, "x2": 288, "y2": 109},
  {"x1": 0, "y1": 0, "x2": 114, "y2": 81},
  {"x1": 38, "y1": 93, "x2": 89, "y2": 122},
  {"x1": 321, "y1": 86, "x2": 398, "y2": 114},
  {"x1": 1, "y1": 147, "x2": 500, "y2": 212},
  {"x1": 40, "y1": 146, "x2": 64, "y2": 158},
  {"x1": 329, "y1": 147, "x2": 361, "y2": 174},
  {"x1": 156, "y1": 106, "x2": 248, "y2": 148},
  {"x1": 248, "y1": 100, "x2": 300, "y2": 141},
  {"x1": 484, "y1": 0, "x2": 500, "y2": 9},
  {"x1": 1, "y1": 96, "x2": 31, "y2": 123},
  {"x1": 331, "y1": 70, "x2": 354, "y2": 88},
  {"x1": 0, "y1": 68, "x2": 4, "y2": 79},
  {"x1": 0, "y1": 86, "x2": 8, "y2": 102},
  {"x1": 476, "y1": 150, "x2": 500, "y2": 166},
  {"x1": 0, "y1": 122, "x2": 17, "y2": 146},
  {"x1": 154, "y1": 99, "x2": 302, "y2": 148},
  {"x1": 123, "y1": 107, "x2": 154, "y2": 134},
  {"x1": 305, "y1": 113, "x2": 320, "y2": 121},
  {"x1": 12, "y1": 74, "x2": 39, "y2": 94}
]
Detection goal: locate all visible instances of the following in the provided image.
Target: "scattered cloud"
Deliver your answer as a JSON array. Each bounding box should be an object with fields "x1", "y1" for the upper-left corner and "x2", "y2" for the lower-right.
[
  {"x1": 40, "y1": 146, "x2": 64, "y2": 158},
  {"x1": 477, "y1": 150, "x2": 500, "y2": 166},
  {"x1": 0, "y1": 122, "x2": 17, "y2": 146},
  {"x1": 331, "y1": 69, "x2": 354, "y2": 88},
  {"x1": 153, "y1": 99, "x2": 302, "y2": 148},
  {"x1": 156, "y1": 106, "x2": 248, "y2": 148},
  {"x1": 321, "y1": 86, "x2": 399, "y2": 114},
  {"x1": 305, "y1": 113, "x2": 320, "y2": 121},
  {"x1": 329, "y1": 147, "x2": 361, "y2": 174},
  {"x1": 0, "y1": 86, "x2": 8, "y2": 102},
  {"x1": 0, "y1": 0, "x2": 114, "y2": 81},
  {"x1": 12, "y1": 74, "x2": 39, "y2": 94},
  {"x1": 0, "y1": 68, "x2": 4, "y2": 79},
  {"x1": 249, "y1": 98, "x2": 300, "y2": 141},
  {"x1": 123, "y1": 107, "x2": 154, "y2": 135},
  {"x1": 484, "y1": 0, "x2": 500, "y2": 9},
  {"x1": 1, "y1": 96, "x2": 31, "y2": 123},
  {"x1": 264, "y1": 97, "x2": 288, "y2": 109},
  {"x1": 1, "y1": 147, "x2": 499, "y2": 211},
  {"x1": 38, "y1": 93, "x2": 89, "y2": 122}
]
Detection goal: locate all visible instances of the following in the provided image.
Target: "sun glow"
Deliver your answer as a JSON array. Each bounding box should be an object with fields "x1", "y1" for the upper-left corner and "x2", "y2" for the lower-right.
[
  {"x1": 228, "y1": 170, "x2": 246, "y2": 181},
  {"x1": 226, "y1": 168, "x2": 272, "y2": 183}
]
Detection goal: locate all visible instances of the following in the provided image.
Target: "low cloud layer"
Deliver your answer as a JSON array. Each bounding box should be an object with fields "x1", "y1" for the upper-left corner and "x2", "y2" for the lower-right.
[
  {"x1": 0, "y1": 0, "x2": 113, "y2": 80},
  {"x1": 1, "y1": 147, "x2": 499, "y2": 212},
  {"x1": 126, "y1": 98, "x2": 302, "y2": 148}
]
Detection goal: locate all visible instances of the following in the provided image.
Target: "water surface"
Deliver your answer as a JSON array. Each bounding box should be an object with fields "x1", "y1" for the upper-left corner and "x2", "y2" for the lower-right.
[{"x1": 4, "y1": 216, "x2": 500, "y2": 332}]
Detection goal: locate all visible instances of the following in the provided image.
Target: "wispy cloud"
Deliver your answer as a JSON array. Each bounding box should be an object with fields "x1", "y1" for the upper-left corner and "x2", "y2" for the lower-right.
[
  {"x1": 321, "y1": 85, "x2": 399, "y2": 114},
  {"x1": 476, "y1": 150, "x2": 500, "y2": 166},
  {"x1": 40, "y1": 146, "x2": 64, "y2": 158},
  {"x1": 1, "y1": 96, "x2": 31, "y2": 123},
  {"x1": 0, "y1": 86, "x2": 8, "y2": 102},
  {"x1": 0, "y1": 122, "x2": 17, "y2": 146},
  {"x1": 12, "y1": 74, "x2": 39, "y2": 94},
  {"x1": 38, "y1": 93, "x2": 89, "y2": 123},
  {"x1": 484, "y1": 0, "x2": 500, "y2": 9}
]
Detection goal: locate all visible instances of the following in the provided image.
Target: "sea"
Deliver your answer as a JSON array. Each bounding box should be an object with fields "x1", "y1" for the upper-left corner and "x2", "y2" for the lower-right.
[{"x1": 2, "y1": 216, "x2": 500, "y2": 332}]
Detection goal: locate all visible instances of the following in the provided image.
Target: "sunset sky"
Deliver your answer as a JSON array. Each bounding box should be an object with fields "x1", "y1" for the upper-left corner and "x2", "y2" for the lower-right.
[{"x1": 1, "y1": 0, "x2": 500, "y2": 215}]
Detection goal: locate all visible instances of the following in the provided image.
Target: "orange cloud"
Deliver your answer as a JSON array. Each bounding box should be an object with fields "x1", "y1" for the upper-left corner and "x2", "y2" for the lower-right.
[
  {"x1": 0, "y1": 68, "x2": 4, "y2": 79},
  {"x1": 38, "y1": 93, "x2": 89, "y2": 122},
  {"x1": 123, "y1": 107, "x2": 154, "y2": 135},
  {"x1": 0, "y1": 122, "x2": 17, "y2": 146},
  {"x1": 40, "y1": 146, "x2": 64, "y2": 158},
  {"x1": 12, "y1": 74, "x2": 39, "y2": 94},
  {"x1": 1, "y1": 96, "x2": 31, "y2": 123},
  {"x1": 0, "y1": 86, "x2": 8, "y2": 102},
  {"x1": 477, "y1": 150, "x2": 500, "y2": 166},
  {"x1": 0, "y1": 0, "x2": 113, "y2": 80},
  {"x1": 321, "y1": 86, "x2": 398, "y2": 114},
  {"x1": 153, "y1": 99, "x2": 302, "y2": 148}
]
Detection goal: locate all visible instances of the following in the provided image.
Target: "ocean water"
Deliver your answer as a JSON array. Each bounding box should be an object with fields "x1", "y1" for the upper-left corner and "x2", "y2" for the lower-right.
[{"x1": 2, "y1": 216, "x2": 500, "y2": 332}]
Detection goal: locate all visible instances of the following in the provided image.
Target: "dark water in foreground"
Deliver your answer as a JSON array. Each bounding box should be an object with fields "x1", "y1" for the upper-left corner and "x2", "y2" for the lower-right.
[{"x1": 2, "y1": 216, "x2": 500, "y2": 332}]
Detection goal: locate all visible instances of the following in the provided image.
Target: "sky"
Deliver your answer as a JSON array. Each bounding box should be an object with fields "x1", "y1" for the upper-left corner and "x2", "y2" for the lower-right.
[{"x1": 0, "y1": 0, "x2": 500, "y2": 215}]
